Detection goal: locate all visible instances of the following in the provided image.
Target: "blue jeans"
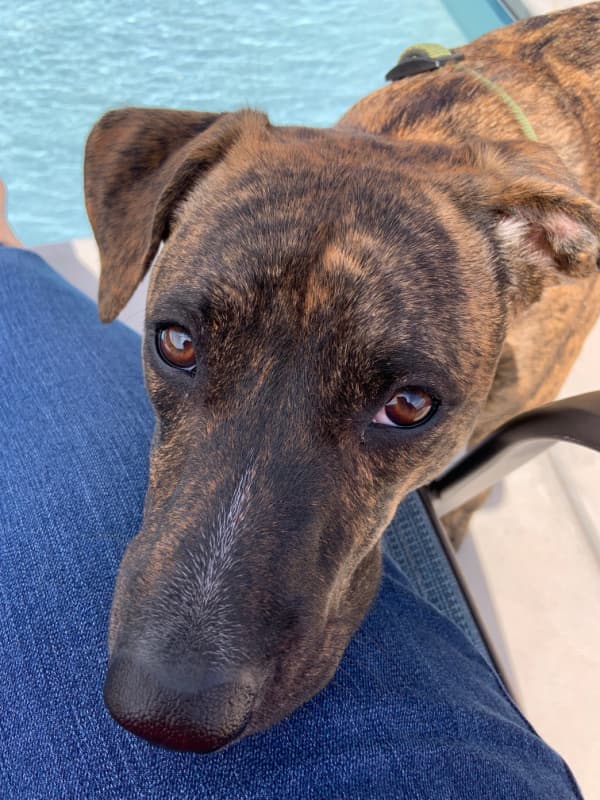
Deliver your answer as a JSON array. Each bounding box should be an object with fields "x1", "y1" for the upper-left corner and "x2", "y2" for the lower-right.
[{"x1": 0, "y1": 247, "x2": 582, "y2": 799}]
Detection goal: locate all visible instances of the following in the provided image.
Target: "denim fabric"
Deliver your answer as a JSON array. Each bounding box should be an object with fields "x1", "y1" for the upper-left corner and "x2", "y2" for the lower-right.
[{"x1": 0, "y1": 247, "x2": 582, "y2": 799}]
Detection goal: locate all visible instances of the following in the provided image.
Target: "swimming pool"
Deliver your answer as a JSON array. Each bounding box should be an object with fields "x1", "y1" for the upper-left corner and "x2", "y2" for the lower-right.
[{"x1": 0, "y1": 0, "x2": 511, "y2": 244}]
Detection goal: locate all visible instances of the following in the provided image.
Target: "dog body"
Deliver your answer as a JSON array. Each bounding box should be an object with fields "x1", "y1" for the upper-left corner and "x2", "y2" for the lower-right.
[
  {"x1": 339, "y1": 5, "x2": 600, "y2": 531},
  {"x1": 84, "y1": 4, "x2": 600, "y2": 751},
  {"x1": 340, "y1": 5, "x2": 600, "y2": 445}
]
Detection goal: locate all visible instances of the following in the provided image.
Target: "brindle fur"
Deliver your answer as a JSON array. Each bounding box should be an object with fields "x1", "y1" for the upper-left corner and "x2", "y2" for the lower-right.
[{"x1": 85, "y1": 4, "x2": 600, "y2": 749}]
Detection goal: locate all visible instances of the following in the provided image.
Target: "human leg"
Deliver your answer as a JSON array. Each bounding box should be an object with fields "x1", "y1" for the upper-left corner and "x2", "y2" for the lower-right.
[
  {"x1": 0, "y1": 242, "x2": 582, "y2": 799},
  {"x1": 0, "y1": 179, "x2": 23, "y2": 247}
]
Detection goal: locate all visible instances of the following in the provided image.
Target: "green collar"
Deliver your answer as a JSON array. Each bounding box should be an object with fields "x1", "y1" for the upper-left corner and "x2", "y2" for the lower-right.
[{"x1": 385, "y1": 43, "x2": 538, "y2": 142}]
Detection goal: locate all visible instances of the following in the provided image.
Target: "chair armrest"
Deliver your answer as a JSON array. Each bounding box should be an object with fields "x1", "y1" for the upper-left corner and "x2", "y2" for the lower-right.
[{"x1": 429, "y1": 391, "x2": 600, "y2": 516}]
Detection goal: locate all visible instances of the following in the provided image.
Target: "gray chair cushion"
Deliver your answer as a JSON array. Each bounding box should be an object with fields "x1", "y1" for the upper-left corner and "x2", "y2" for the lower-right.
[{"x1": 383, "y1": 492, "x2": 488, "y2": 657}]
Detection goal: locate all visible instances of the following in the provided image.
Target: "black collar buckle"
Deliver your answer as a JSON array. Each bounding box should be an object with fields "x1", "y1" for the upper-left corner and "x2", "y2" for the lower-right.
[{"x1": 385, "y1": 46, "x2": 464, "y2": 82}]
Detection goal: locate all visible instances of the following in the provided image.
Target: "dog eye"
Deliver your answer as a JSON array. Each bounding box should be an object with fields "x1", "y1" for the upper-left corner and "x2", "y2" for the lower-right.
[
  {"x1": 372, "y1": 387, "x2": 438, "y2": 428},
  {"x1": 156, "y1": 325, "x2": 196, "y2": 371}
]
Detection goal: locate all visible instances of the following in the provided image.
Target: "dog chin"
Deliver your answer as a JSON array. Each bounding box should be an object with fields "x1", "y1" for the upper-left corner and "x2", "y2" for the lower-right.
[
  {"x1": 241, "y1": 647, "x2": 351, "y2": 745},
  {"x1": 245, "y1": 603, "x2": 379, "y2": 746}
]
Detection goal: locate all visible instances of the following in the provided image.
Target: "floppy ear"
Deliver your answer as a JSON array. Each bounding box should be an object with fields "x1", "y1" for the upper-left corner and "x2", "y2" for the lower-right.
[
  {"x1": 457, "y1": 140, "x2": 600, "y2": 313},
  {"x1": 84, "y1": 107, "x2": 268, "y2": 322}
]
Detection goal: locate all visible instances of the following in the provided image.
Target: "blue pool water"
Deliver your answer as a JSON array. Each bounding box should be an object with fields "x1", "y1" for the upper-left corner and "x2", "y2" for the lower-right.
[{"x1": 0, "y1": 1, "x2": 510, "y2": 244}]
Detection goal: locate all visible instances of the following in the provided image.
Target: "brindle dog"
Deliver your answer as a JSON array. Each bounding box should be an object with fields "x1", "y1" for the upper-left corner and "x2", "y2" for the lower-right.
[{"x1": 84, "y1": 4, "x2": 600, "y2": 752}]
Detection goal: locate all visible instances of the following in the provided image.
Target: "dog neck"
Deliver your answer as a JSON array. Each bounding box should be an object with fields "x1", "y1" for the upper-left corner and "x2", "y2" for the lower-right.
[{"x1": 385, "y1": 43, "x2": 538, "y2": 142}]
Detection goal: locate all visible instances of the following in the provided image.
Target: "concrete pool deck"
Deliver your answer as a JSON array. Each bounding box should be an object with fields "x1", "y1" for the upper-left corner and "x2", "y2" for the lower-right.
[{"x1": 509, "y1": 0, "x2": 586, "y2": 18}]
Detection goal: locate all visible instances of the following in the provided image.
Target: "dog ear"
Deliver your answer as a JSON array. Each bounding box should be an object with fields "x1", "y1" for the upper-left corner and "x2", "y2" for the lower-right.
[
  {"x1": 462, "y1": 140, "x2": 600, "y2": 312},
  {"x1": 84, "y1": 107, "x2": 268, "y2": 322}
]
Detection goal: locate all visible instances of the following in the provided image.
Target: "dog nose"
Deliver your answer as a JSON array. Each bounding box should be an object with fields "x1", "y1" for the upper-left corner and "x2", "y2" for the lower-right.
[{"x1": 104, "y1": 651, "x2": 257, "y2": 752}]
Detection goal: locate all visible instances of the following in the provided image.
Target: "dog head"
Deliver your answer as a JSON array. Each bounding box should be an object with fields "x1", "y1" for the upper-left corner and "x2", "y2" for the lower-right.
[{"x1": 85, "y1": 107, "x2": 600, "y2": 751}]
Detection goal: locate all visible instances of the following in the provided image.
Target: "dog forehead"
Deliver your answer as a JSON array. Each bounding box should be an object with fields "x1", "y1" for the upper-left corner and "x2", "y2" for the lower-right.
[
  {"x1": 155, "y1": 204, "x2": 456, "y2": 327},
  {"x1": 148, "y1": 128, "x2": 501, "y2": 378},
  {"x1": 171, "y1": 125, "x2": 447, "y2": 244},
  {"x1": 154, "y1": 135, "x2": 465, "y2": 307}
]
